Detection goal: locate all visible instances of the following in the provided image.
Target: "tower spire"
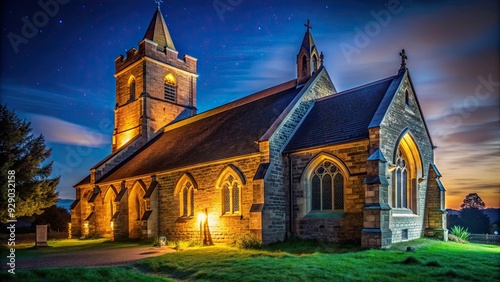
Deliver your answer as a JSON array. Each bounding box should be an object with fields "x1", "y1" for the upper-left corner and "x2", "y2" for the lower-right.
[
  {"x1": 297, "y1": 20, "x2": 320, "y2": 84},
  {"x1": 144, "y1": 4, "x2": 176, "y2": 51}
]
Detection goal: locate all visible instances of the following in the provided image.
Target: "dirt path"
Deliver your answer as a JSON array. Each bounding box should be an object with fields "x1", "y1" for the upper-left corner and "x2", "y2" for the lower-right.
[{"x1": 16, "y1": 246, "x2": 176, "y2": 269}]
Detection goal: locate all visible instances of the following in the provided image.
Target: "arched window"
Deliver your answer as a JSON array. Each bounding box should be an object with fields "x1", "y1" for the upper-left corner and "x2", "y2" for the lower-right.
[
  {"x1": 128, "y1": 76, "x2": 136, "y2": 101},
  {"x1": 216, "y1": 165, "x2": 245, "y2": 215},
  {"x1": 221, "y1": 175, "x2": 240, "y2": 214},
  {"x1": 180, "y1": 181, "x2": 194, "y2": 217},
  {"x1": 392, "y1": 132, "x2": 422, "y2": 213},
  {"x1": 302, "y1": 55, "x2": 308, "y2": 75},
  {"x1": 312, "y1": 55, "x2": 318, "y2": 72},
  {"x1": 394, "y1": 150, "x2": 408, "y2": 208},
  {"x1": 311, "y1": 160, "x2": 344, "y2": 212},
  {"x1": 164, "y1": 73, "x2": 177, "y2": 102},
  {"x1": 174, "y1": 173, "x2": 197, "y2": 218}
]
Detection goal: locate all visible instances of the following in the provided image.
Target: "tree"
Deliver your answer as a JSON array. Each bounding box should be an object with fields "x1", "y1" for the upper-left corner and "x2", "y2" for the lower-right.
[
  {"x1": 460, "y1": 193, "x2": 486, "y2": 209},
  {"x1": 34, "y1": 205, "x2": 71, "y2": 232},
  {"x1": 0, "y1": 104, "x2": 59, "y2": 222},
  {"x1": 460, "y1": 208, "x2": 490, "y2": 234}
]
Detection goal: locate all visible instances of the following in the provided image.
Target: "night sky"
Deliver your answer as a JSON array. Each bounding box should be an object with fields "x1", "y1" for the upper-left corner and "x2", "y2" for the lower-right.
[{"x1": 1, "y1": 0, "x2": 498, "y2": 209}]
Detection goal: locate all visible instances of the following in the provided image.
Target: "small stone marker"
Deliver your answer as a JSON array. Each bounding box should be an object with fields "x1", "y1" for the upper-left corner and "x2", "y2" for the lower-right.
[{"x1": 36, "y1": 225, "x2": 48, "y2": 247}]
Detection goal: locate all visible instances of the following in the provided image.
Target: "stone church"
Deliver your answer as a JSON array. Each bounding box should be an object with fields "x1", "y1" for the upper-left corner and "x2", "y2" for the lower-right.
[{"x1": 71, "y1": 6, "x2": 447, "y2": 248}]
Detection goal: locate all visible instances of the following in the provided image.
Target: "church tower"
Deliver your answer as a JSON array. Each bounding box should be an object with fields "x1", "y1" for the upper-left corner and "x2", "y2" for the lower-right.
[
  {"x1": 112, "y1": 6, "x2": 198, "y2": 152},
  {"x1": 297, "y1": 20, "x2": 323, "y2": 84}
]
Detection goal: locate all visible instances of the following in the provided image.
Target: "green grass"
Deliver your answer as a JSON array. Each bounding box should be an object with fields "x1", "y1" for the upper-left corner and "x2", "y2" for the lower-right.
[
  {"x1": 1, "y1": 266, "x2": 172, "y2": 282},
  {"x1": 134, "y1": 239, "x2": 500, "y2": 281},
  {"x1": 2, "y1": 239, "x2": 499, "y2": 281}
]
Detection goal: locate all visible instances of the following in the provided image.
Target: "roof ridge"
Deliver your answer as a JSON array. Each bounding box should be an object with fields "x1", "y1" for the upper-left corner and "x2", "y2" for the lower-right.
[
  {"x1": 316, "y1": 75, "x2": 396, "y2": 102},
  {"x1": 164, "y1": 79, "x2": 298, "y2": 132}
]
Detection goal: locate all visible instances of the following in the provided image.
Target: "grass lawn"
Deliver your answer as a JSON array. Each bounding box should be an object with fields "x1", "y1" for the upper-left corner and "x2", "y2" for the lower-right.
[{"x1": 2, "y1": 239, "x2": 499, "y2": 281}]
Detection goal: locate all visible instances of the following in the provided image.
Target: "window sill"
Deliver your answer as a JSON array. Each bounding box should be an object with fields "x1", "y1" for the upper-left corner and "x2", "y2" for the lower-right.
[
  {"x1": 305, "y1": 212, "x2": 345, "y2": 219},
  {"x1": 392, "y1": 209, "x2": 418, "y2": 217},
  {"x1": 175, "y1": 216, "x2": 193, "y2": 223},
  {"x1": 221, "y1": 213, "x2": 242, "y2": 219}
]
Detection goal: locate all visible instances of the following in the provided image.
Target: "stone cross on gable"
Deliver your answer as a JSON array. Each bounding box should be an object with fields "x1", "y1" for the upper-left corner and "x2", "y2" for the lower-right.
[
  {"x1": 400, "y1": 49, "x2": 408, "y2": 69},
  {"x1": 155, "y1": 0, "x2": 163, "y2": 9},
  {"x1": 304, "y1": 19, "x2": 312, "y2": 31}
]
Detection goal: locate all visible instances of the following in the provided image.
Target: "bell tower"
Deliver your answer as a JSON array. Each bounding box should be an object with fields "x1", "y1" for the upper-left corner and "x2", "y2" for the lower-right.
[
  {"x1": 112, "y1": 4, "x2": 198, "y2": 152},
  {"x1": 297, "y1": 20, "x2": 323, "y2": 84}
]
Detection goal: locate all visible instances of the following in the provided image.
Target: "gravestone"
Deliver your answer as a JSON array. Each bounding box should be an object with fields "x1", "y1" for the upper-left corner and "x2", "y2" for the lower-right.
[{"x1": 35, "y1": 225, "x2": 48, "y2": 247}]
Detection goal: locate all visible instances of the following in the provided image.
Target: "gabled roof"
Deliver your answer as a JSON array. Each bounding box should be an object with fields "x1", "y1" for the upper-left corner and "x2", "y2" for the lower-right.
[
  {"x1": 144, "y1": 8, "x2": 175, "y2": 50},
  {"x1": 98, "y1": 81, "x2": 303, "y2": 183},
  {"x1": 75, "y1": 174, "x2": 91, "y2": 187},
  {"x1": 285, "y1": 75, "x2": 397, "y2": 152}
]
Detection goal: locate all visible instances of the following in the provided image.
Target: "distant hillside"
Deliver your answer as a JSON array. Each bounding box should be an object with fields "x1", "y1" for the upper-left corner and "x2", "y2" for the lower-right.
[
  {"x1": 483, "y1": 208, "x2": 500, "y2": 224},
  {"x1": 447, "y1": 208, "x2": 500, "y2": 224},
  {"x1": 57, "y1": 199, "x2": 74, "y2": 212}
]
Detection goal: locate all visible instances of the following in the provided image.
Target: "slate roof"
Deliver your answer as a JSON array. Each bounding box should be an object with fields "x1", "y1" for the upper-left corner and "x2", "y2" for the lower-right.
[
  {"x1": 285, "y1": 74, "x2": 401, "y2": 152},
  {"x1": 98, "y1": 82, "x2": 303, "y2": 183},
  {"x1": 75, "y1": 174, "x2": 90, "y2": 187}
]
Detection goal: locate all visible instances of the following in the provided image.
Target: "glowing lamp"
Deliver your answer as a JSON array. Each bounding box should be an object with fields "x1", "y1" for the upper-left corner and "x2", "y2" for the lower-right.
[{"x1": 198, "y1": 212, "x2": 206, "y2": 223}]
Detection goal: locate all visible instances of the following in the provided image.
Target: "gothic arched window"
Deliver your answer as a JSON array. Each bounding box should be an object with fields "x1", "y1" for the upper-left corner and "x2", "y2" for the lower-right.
[
  {"x1": 311, "y1": 161, "x2": 344, "y2": 212},
  {"x1": 222, "y1": 175, "x2": 241, "y2": 214},
  {"x1": 180, "y1": 181, "x2": 194, "y2": 217},
  {"x1": 128, "y1": 76, "x2": 136, "y2": 101},
  {"x1": 394, "y1": 150, "x2": 408, "y2": 208},
  {"x1": 392, "y1": 132, "x2": 421, "y2": 214},
  {"x1": 164, "y1": 73, "x2": 177, "y2": 102}
]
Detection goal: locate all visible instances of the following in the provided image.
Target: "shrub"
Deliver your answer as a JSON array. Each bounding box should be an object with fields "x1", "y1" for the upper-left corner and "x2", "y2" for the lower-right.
[
  {"x1": 448, "y1": 234, "x2": 468, "y2": 244},
  {"x1": 450, "y1": 225, "x2": 470, "y2": 242},
  {"x1": 236, "y1": 234, "x2": 262, "y2": 250}
]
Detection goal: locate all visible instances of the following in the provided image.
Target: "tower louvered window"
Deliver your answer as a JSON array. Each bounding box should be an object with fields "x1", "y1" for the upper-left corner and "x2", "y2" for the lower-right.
[{"x1": 164, "y1": 73, "x2": 177, "y2": 102}]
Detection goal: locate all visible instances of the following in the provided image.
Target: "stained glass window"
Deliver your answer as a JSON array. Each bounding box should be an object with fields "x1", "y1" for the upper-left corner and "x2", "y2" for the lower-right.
[
  {"x1": 311, "y1": 160, "x2": 344, "y2": 211},
  {"x1": 394, "y1": 150, "x2": 408, "y2": 208},
  {"x1": 222, "y1": 174, "x2": 242, "y2": 215}
]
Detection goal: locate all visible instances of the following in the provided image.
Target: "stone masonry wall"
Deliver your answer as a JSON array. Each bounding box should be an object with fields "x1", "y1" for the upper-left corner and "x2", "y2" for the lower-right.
[
  {"x1": 379, "y1": 73, "x2": 434, "y2": 244},
  {"x1": 288, "y1": 140, "x2": 368, "y2": 243},
  {"x1": 156, "y1": 157, "x2": 261, "y2": 242},
  {"x1": 263, "y1": 69, "x2": 335, "y2": 244}
]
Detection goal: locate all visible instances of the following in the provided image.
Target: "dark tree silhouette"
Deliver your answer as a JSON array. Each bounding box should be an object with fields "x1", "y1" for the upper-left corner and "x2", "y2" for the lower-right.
[
  {"x1": 460, "y1": 208, "x2": 490, "y2": 234},
  {"x1": 34, "y1": 205, "x2": 71, "y2": 232},
  {"x1": 0, "y1": 104, "x2": 59, "y2": 222},
  {"x1": 460, "y1": 193, "x2": 486, "y2": 209}
]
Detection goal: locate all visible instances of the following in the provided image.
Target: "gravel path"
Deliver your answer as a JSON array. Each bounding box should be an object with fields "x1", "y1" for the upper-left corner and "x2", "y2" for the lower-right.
[{"x1": 16, "y1": 246, "x2": 176, "y2": 269}]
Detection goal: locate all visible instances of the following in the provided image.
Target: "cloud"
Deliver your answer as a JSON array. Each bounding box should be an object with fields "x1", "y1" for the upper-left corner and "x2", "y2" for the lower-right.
[{"x1": 28, "y1": 114, "x2": 111, "y2": 147}]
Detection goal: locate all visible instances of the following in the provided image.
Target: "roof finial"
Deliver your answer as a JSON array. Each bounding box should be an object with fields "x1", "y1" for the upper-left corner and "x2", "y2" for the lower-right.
[
  {"x1": 155, "y1": 0, "x2": 163, "y2": 9},
  {"x1": 304, "y1": 19, "x2": 312, "y2": 31},
  {"x1": 399, "y1": 49, "x2": 407, "y2": 70}
]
